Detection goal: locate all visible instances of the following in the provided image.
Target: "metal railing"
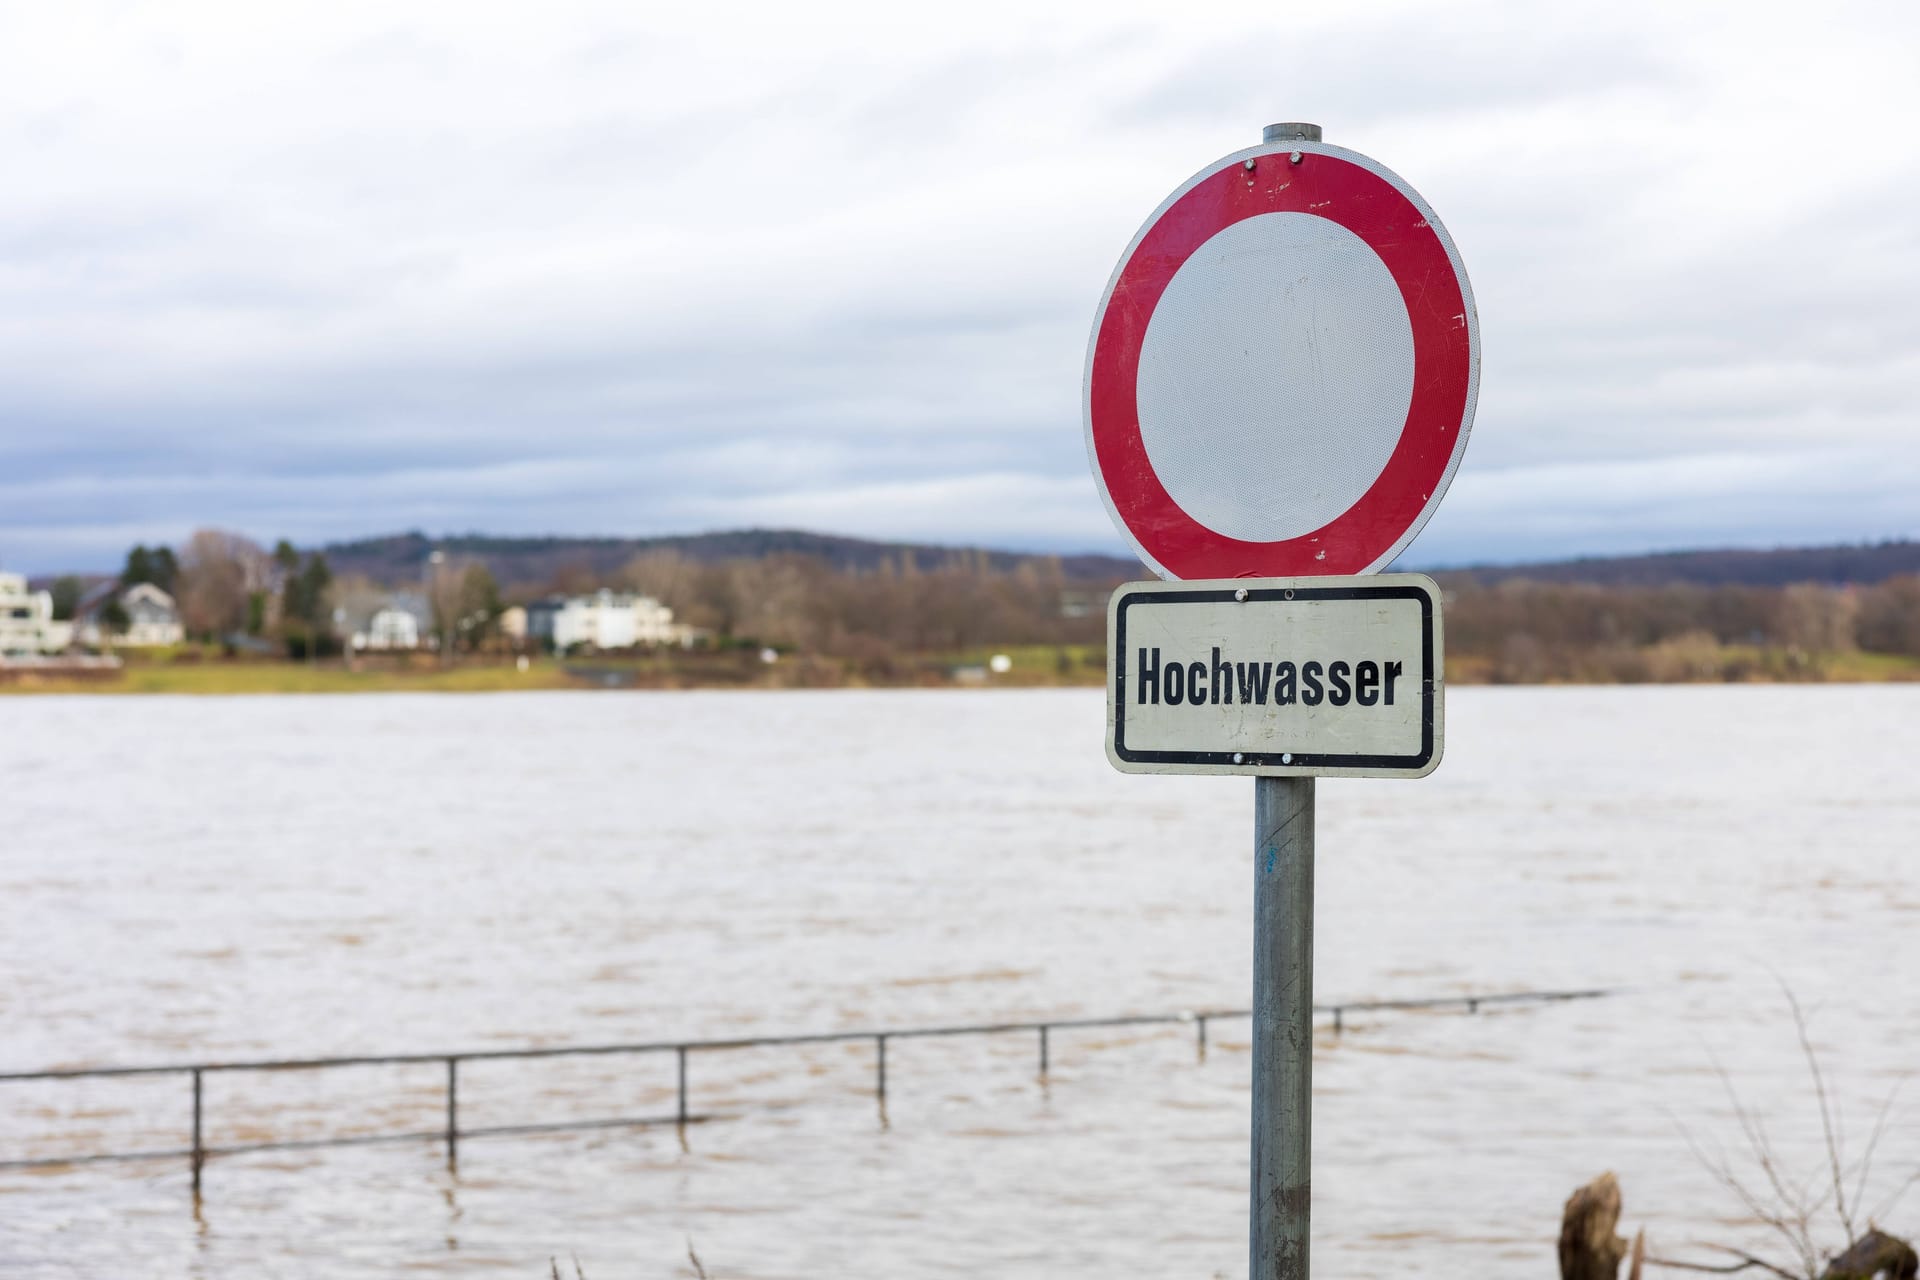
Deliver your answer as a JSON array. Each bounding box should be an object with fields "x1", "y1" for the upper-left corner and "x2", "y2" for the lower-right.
[{"x1": 0, "y1": 987, "x2": 1610, "y2": 1191}]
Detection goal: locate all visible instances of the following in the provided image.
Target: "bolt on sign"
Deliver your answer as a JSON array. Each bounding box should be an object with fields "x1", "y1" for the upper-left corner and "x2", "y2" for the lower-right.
[{"x1": 1108, "y1": 575, "x2": 1442, "y2": 778}]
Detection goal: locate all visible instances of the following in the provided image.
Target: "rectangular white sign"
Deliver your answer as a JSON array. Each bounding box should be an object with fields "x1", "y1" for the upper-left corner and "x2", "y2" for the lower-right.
[{"x1": 1106, "y1": 574, "x2": 1444, "y2": 778}]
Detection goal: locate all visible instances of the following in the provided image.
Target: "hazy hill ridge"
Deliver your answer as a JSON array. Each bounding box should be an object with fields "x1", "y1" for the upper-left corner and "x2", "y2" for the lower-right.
[
  {"x1": 319, "y1": 529, "x2": 1144, "y2": 589},
  {"x1": 1430, "y1": 539, "x2": 1920, "y2": 589},
  {"x1": 316, "y1": 529, "x2": 1920, "y2": 592}
]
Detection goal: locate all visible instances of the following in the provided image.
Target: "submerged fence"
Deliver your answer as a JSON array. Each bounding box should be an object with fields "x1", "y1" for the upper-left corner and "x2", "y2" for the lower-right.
[{"x1": 0, "y1": 987, "x2": 1609, "y2": 1192}]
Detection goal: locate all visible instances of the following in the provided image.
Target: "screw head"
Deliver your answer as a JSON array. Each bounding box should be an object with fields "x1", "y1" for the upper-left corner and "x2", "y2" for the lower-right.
[
  {"x1": 1281, "y1": 752, "x2": 1293, "y2": 764},
  {"x1": 1243, "y1": 158, "x2": 1256, "y2": 171},
  {"x1": 1234, "y1": 587, "x2": 1248, "y2": 602},
  {"x1": 1290, "y1": 150, "x2": 1303, "y2": 164},
  {"x1": 1232, "y1": 752, "x2": 1244, "y2": 765}
]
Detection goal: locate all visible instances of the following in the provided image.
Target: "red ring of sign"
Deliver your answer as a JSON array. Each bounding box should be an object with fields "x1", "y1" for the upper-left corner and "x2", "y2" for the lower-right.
[{"x1": 1088, "y1": 150, "x2": 1473, "y2": 578}]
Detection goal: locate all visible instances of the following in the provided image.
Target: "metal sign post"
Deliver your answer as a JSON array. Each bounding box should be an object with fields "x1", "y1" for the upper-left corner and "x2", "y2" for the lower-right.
[
  {"x1": 1252, "y1": 774, "x2": 1313, "y2": 1278},
  {"x1": 1104, "y1": 571, "x2": 1441, "y2": 1278},
  {"x1": 1082, "y1": 120, "x2": 1478, "y2": 1278}
]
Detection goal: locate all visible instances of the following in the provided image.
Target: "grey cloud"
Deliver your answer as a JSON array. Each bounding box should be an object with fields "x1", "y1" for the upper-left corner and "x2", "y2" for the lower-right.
[
  {"x1": 1411, "y1": 446, "x2": 1920, "y2": 566},
  {"x1": 1117, "y1": 7, "x2": 1672, "y2": 131},
  {"x1": 1, "y1": 2, "x2": 1917, "y2": 574}
]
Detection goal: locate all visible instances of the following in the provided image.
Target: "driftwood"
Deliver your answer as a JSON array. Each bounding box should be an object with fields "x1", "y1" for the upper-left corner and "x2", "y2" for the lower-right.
[
  {"x1": 1820, "y1": 1230, "x2": 1918, "y2": 1280},
  {"x1": 1562, "y1": 1173, "x2": 1632, "y2": 1280},
  {"x1": 1561, "y1": 1172, "x2": 1916, "y2": 1280}
]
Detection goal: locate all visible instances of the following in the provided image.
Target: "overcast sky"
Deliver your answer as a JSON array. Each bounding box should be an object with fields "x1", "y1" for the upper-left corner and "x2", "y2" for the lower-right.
[{"x1": 3, "y1": 0, "x2": 1917, "y2": 574}]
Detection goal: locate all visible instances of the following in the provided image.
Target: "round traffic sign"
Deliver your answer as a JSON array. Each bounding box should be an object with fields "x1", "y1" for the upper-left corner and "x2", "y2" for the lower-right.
[{"x1": 1084, "y1": 137, "x2": 1479, "y2": 579}]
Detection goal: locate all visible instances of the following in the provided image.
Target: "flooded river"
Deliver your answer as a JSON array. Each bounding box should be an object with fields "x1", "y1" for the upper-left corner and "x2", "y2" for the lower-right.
[{"x1": 2, "y1": 687, "x2": 1917, "y2": 1277}]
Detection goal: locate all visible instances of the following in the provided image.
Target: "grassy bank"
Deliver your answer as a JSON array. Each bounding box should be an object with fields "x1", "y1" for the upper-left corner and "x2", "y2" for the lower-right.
[
  {"x1": 0, "y1": 645, "x2": 1110, "y2": 695},
  {"x1": 4, "y1": 641, "x2": 1917, "y2": 695},
  {"x1": 0, "y1": 659, "x2": 577, "y2": 695},
  {"x1": 1446, "y1": 642, "x2": 1920, "y2": 684}
]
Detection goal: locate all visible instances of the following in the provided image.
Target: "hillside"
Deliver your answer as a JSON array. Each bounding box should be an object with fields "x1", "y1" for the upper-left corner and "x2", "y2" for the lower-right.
[
  {"x1": 317, "y1": 529, "x2": 1920, "y2": 593},
  {"x1": 1427, "y1": 539, "x2": 1920, "y2": 589},
  {"x1": 320, "y1": 529, "x2": 1145, "y2": 589}
]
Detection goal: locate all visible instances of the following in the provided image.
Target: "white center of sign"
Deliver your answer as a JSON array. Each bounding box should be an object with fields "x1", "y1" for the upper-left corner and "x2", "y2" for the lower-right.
[{"x1": 1135, "y1": 211, "x2": 1416, "y2": 544}]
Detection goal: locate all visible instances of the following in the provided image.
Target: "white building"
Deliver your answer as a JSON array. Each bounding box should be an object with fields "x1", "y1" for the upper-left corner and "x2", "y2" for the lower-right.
[
  {"x1": 75, "y1": 583, "x2": 184, "y2": 648},
  {"x1": 527, "y1": 590, "x2": 687, "y2": 652},
  {"x1": 348, "y1": 592, "x2": 431, "y2": 651},
  {"x1": 362, "y1": 607, "x2": 420, "y2": 650},
  {"x1": 0, "y1": 573, "x2": 72, "y2": 657}
]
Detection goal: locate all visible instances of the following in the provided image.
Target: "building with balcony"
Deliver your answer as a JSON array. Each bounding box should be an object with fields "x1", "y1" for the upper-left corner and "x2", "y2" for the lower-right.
[{"x1": 0, "y1": 573, "x2": 73, "y2": 657}]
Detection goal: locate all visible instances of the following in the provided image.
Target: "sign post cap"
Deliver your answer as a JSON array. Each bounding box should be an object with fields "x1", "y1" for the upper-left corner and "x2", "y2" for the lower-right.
[{"x1": 1262, "y1": 122, "x2": 1322, "y2": 143}]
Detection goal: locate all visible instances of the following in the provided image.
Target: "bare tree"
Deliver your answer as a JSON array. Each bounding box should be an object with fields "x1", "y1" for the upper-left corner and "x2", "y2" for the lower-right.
[
  {"x1": 426, "y1": 554, "x2": 501, "y2": 660},
  {"x1": 174, "y1": 528, "x2": 268, "y2": 640},
  {"x1": 1654, "y1": 988, "x2": 1917, "y2": 1280},
  {"x1": 1857, "y1": 577, "x2": 1920, "y2": 656},
  {"x1": 1771, "y1": 585, "x2": 1856, "y2": 657},
  {"x1": 620, "y1": 550, "x2": 698, "y2": 607}
]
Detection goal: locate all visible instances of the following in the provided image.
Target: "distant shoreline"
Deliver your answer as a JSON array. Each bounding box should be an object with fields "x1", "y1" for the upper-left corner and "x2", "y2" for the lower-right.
[{"x1": 3, "y1": 645, "x2": 1917, "y2": 695}]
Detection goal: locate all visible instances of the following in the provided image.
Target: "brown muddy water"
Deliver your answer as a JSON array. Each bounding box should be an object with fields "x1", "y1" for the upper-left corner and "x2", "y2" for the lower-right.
[{"x1": 2, "y1": 687, "x2": 1917, "y2": 1277}]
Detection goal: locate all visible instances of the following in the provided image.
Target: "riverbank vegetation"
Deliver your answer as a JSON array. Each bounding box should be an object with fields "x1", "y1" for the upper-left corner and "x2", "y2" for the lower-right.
[
  {"x1": 12, "y1": 530, "x2": 1920, "y2": 693},
  {"x1": 562, "y1": 549, "x2": 1920, "y2": 686},
  {"x1": 1442, "y1": 577, "x2": 1920, "y2": 684}
]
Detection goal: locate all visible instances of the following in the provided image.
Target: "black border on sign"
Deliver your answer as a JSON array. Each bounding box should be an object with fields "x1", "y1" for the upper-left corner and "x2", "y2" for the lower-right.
[{"x1": 1111, "y1": 584, "x2": 1436, "y2": 771}]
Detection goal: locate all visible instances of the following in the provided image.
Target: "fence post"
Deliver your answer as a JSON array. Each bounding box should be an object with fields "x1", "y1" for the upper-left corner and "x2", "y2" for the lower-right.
[
  {"x1": 190, "y1": 1068, "x2": 204, "y2": 1194},
  {"x1": 445, "y1": 1058, "x2": 458, "y2": 1162},
  {"x1": 875, "y1": 1035, "x2": 887, "y2": 1103},
  {"x1": 676, "y1": 1046, "x2": 688, "y2": 1125},
  {"x1": 1038, "y1": 1025, "x2": 1049, "y2": 1077},
  {"x1": 1197, "y1": 1015, "x2": 1208, "y2": 1058}
]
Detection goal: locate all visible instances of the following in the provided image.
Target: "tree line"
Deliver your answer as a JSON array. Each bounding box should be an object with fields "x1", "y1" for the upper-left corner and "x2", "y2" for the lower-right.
[
  {"x1": 1439, "y1": 576, "x2": 1920, "y2": 681},
  {"x1": 615, "y1": 548, "x2": 1099, "y2": 658},
  {"x1": 66, "y1": 529, "x2": 504, "y2": 659},
  {"x1": 58, "y1": 526, "x2": 1920, "y2": 677},
  {"x1": 606, "y1": 553, "x2": 1920, "y2": 675}
]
